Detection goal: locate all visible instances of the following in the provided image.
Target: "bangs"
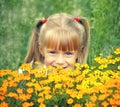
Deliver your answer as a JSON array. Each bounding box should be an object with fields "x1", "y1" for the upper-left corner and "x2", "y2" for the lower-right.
[{"x1": 44, "y1": 29, "x2": 80, "y2": 51}]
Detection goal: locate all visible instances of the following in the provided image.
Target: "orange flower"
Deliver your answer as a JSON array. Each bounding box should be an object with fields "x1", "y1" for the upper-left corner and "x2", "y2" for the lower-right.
[
  {"x1": 19, "y1": 93, "x2": 31, "y2": 101},
  {"x1": 9, "y1": 80, "x2": 17, "y2": 87},
  {"x1": 67, "y1": 81, "x2": 74, "y2": 88},
  {"x1": 113, "y1": 93, "x2": 120, "y2": 100},
  {"x1": 74, "y1": 103, "x2": 82, "y2": 107},
  {"x1": 8, "y1": 76, "x2": 13, "y2": 81},
  {"x1": 0, "y1": 96, "x2": 5, "y2": 101},
  {"x1": 109, "y1": 98, "x2": 115, "y2": 105},
  {"x1": 0, "y1": 47, "x2": 120, "y2": 107},
  {"x1": 7, "y1": 92, "x2": 18, "y2": 100},
  {"x1": 38, "y1": 97, "x2": 44, "y2": 103},
  {"x1": 90, "y1": 94, "x2": 97, "y2": 102},
  {"x1": 27, "y1": 88, "x2": 33, "y2": 94},
  {"x1": 39, "y1": 103, "x2": 46, "y2": 107},
  {"x1": 101, "y1": 101, "x2": 109, "y2": 107},
  {"x1": 26, "y1": 93, "x2": 32, "y2": 99},
  {"x1": 111, "y1": 105, "x2": 118, "y2": 107},
  {"x1": 69, "y1": 90, "x2": 77, "y2": 98},
  {"x1": 2, "y1": 80, "x2": 8, "y2": 88},
  {"x1": 14, "y1": 76, "x2": 20, "y2": 82},
  {"x1": 12, "y1": 71, "x2": 19, "y2": 77},
  {"x1": 22, "y1": 102, "x2": 34, "y2": 107},
  {"x1": 67, "y1": 98, "x2": 73, "y2": 104},
  {"x1": 98, "y1": 94, "x2": 108, "y2": 100},
  {"x1": 17, "y1": 88, "x2": 23, "y2": 94},
  {"x1": 85, "y1": 102, "x2": 95, "y2": 107},
  {"x1": 0, "y1": 101, "x2": 9, "y2": 107}
]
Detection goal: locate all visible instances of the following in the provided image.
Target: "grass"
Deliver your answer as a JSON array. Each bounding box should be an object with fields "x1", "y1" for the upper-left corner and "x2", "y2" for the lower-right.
[{"x1": 0, "y1": 0, "x2": 119, "y2": 69}]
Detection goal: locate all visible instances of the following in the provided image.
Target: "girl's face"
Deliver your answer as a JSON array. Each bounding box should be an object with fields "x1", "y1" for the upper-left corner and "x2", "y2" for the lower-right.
[
  {"x1": 44, "y1": 48, "x2": 78, "y2": 69},
  {"x1": 41, "y1": 28, "x2": 80, "y2": 69}
]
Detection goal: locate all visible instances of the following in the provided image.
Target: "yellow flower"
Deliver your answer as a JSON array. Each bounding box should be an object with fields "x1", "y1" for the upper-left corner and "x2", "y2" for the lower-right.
[
  {"x1": 99, "y1": 64, "x2": 108, "y2": 69},
  {"x1": 94, "y1": 56, "x2": 101, "y2": 62},
  {"x1": 118, "y1": 65, "x2": 120, "y2": 70},
  {"x1": 55, "y1": 83, "x2": 62, "y2": 89},
  {"x1": 67, "y1": 98, "x2": 73, "y2": 104},
  {"x1": 91, "y1": 66, "x2": 96, "y2": 69},
  {"x1": 76, "y1": 92, "x2": 83, "y2": 99},
  {"x1": 31, "y1": 79, "x2": 36, "y2": 83},
  {"x1": 34, "y1": 83, "x2": 42, "y2": 91},
  {"x1": 19, "y1": 63, "x2": 31, "y2": 71},
  {"x1": 38, "y1": 92, "x2": 44, "y2": 97},
  {"x1": 81, "y1": 64, "x2": 89, "y2": 69},
  {"x1": 1, "y1": 47, "x2": 120, "y2": 106},
  {"x1": 107, "y1": 55, "x2": 113, "y2": 59},
  {"x1": 76, "y1": 84, "x2": 82, "y2": 90},
  {"x1": 43, "y1": 86, "x2": 51, "y2": 91},
  {"x1": 34, "y1": 61, "x2": 41, "y2": 65},
  {"x1": 115, "y1": 57, "x2": 120, "y2": 62},
  {"x1": 108, "y1": 59, "x2": 116, "y2": 64},
  {"x1": 26, "y1": 82, "x2": 34, "y2": 87},
  {"x1": 114, "y1": 47, "x2": 120, "y2": 54}
]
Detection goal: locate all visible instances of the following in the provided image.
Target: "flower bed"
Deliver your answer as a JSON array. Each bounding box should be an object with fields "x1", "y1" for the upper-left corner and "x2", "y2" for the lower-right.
[{"x1": 0, "y1": 47, "x2": 120, "y2": 107}]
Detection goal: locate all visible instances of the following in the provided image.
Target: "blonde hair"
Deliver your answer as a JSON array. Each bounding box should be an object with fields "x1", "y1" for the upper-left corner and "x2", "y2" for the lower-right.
[{"x1": 24, "y1": 13, "x2": 90, "y2": 64}]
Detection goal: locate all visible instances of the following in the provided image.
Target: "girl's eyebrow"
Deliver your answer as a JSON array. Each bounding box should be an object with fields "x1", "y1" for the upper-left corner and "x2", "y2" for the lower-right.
[
  {"x1": 46, "y1": 48, "x2": 77, "y2": 53},
  {"x1": 46, "y1": 49, "x2": 57, "y2": 52},
  {"x1": 65, "y1": 50, "x2": 77, "y2": 52},
  {"x1": 46, "y1": 48, "x2": 56, "y2": 50}
]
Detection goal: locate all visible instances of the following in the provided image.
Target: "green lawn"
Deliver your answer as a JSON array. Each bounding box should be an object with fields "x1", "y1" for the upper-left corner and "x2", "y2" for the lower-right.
[{"x1": 0, "y1": 0, "x2": 119, "y2": 69}]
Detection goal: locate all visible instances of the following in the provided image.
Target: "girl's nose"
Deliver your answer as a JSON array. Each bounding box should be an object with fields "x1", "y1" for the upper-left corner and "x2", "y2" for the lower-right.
[{"x1": 56, "y1": 54, "x2": 65, "y2": 65}]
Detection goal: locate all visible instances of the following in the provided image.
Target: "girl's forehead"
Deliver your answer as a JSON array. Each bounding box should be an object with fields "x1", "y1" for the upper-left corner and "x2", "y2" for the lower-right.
[{"x1": 44, "y1": 29, "x2": 80, "y2": 51}]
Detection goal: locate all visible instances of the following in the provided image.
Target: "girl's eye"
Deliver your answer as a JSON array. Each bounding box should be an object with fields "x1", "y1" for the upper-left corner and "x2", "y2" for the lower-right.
[
  {"x1": 65, "y1": 52, "x2": 72, "y2": 56},
  {"x1": 49, "y1": 51, "x2": 56, "y2": 54}
]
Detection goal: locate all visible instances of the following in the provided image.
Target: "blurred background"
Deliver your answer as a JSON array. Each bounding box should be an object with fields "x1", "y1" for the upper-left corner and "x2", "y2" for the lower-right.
[{"x1": 0, "y1": 0, "x2": 119, "y2": 70}]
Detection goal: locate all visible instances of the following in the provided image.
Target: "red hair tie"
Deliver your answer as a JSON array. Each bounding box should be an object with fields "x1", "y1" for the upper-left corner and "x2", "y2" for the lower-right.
[
  {"x1": 42, "y1": 19, "x2": 47, "y2": 23},
  {"x1": 74, "y1": 17, "x2": 80, "y2": 22}
]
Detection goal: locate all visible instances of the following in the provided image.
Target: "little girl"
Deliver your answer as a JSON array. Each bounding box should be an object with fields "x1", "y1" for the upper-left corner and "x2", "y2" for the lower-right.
[{"x1": 24, "y1": 13, "x2": 90, "y2": 69}]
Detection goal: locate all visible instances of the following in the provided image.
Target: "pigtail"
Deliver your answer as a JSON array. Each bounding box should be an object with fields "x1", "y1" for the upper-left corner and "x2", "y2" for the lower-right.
[
  {"x1": 24, "y1": 20, "x2": 44, "y2": 63},
  {"x1": 78, "y1": 17, "x2": 90, "y2": 64}
]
